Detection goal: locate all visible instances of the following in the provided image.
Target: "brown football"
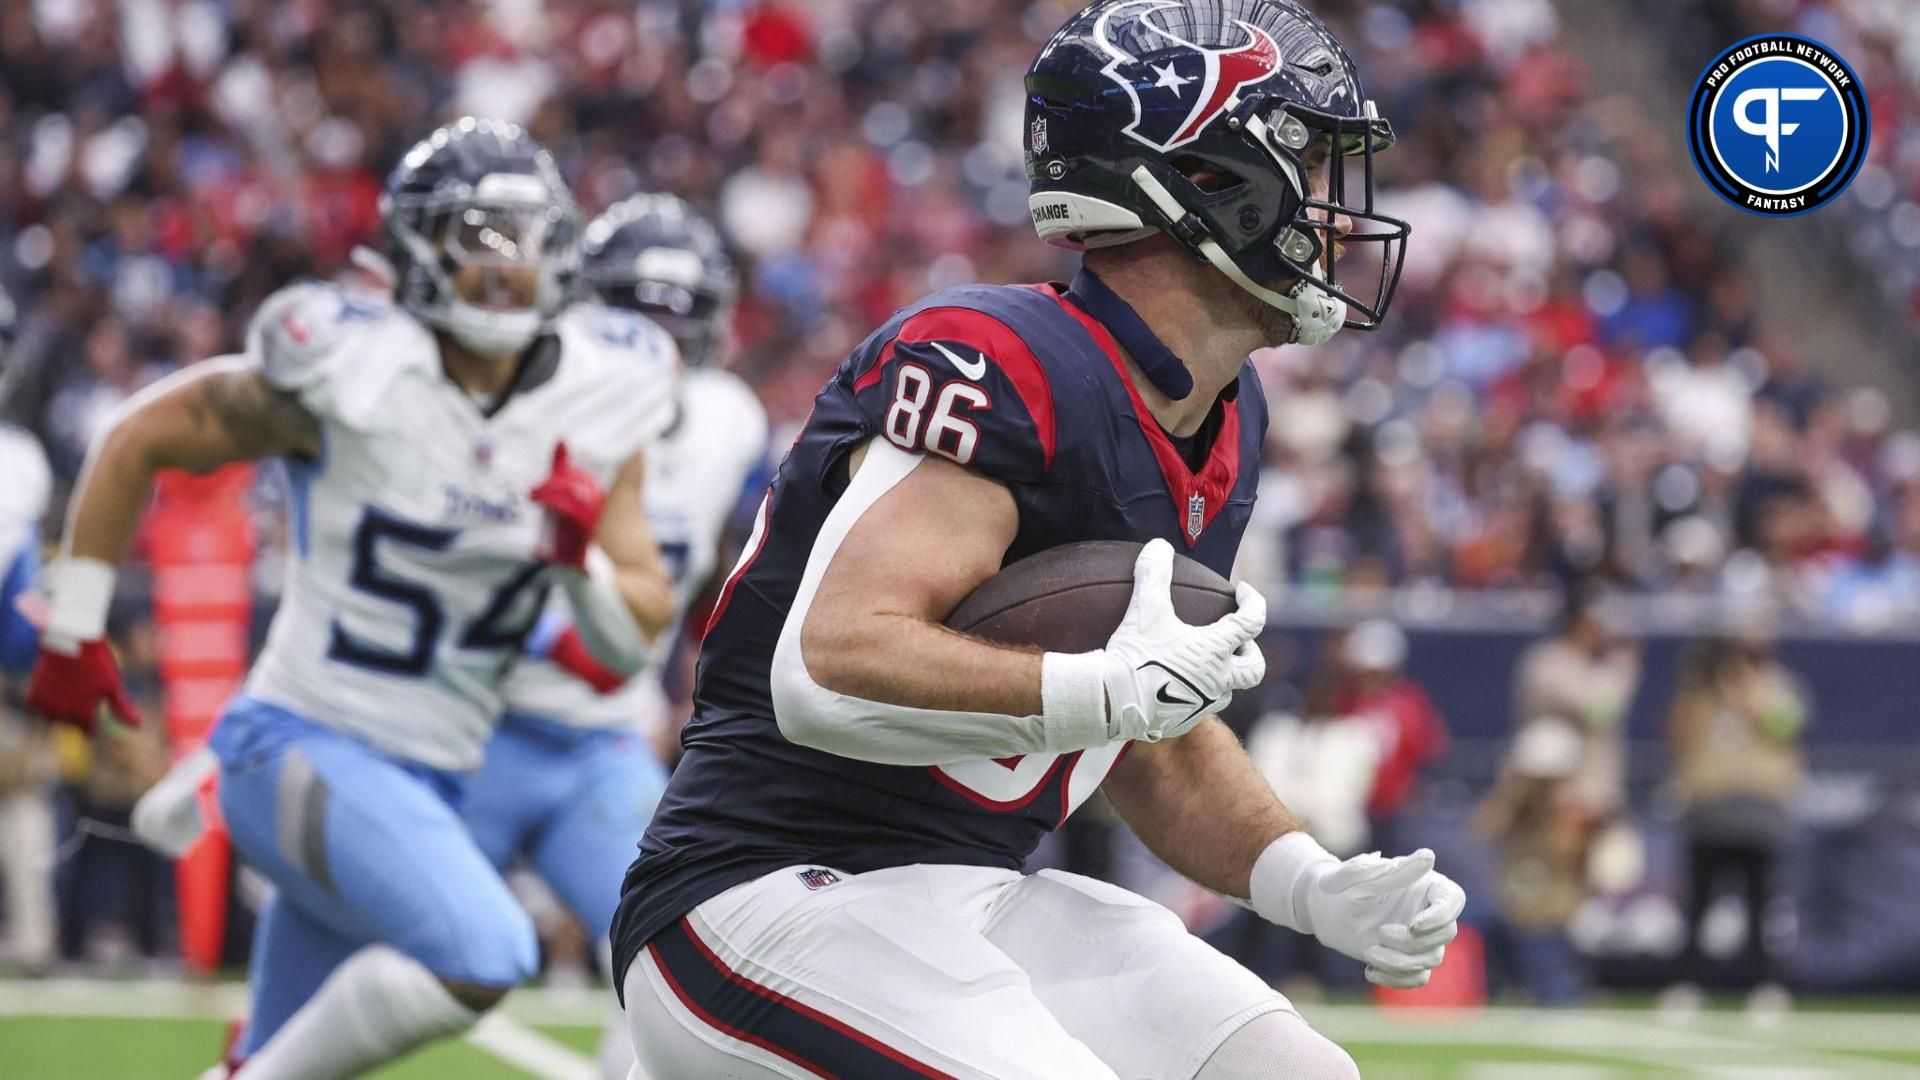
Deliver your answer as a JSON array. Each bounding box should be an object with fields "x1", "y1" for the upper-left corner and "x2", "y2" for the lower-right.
[{"x1": 944, "y1": 540, "x2": 1237, "y2": 652}]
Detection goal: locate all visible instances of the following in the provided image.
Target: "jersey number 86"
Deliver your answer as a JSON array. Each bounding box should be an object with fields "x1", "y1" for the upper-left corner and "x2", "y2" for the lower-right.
[{"x1": 883, "y1": 364, "x2": 988, "y2": 466}]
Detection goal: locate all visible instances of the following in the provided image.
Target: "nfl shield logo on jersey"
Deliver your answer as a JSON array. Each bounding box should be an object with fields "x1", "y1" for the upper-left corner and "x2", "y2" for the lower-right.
[
  {"x1": 796, "y1": 867, "x2": 841, "y2": 891},
  {"x1": 1187, "y1": 493, "x2": 1205, "y2": 541}
]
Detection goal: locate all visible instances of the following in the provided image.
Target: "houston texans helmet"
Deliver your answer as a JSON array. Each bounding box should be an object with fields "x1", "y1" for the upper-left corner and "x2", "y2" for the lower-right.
[
  {"x1": 382, "y1": 117, "x2": 580, "y2": 357},
  {"x1": 1025, "y1": 0, "x2": 1408, "y2": 346},
  {"x1": 581, "y1": 194, "x2": 738, "y2": 368}
]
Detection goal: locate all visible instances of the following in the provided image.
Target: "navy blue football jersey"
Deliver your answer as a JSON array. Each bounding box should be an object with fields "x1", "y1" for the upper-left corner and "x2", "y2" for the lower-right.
[{"x1": 611, "y1": 270, "x2": 1269, "y2": 988}]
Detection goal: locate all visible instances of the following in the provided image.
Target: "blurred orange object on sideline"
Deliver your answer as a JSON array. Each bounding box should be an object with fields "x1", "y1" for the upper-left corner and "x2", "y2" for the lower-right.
[{"x1": 1373, "y1": 923, "x2": 1486, "y2": 1011}]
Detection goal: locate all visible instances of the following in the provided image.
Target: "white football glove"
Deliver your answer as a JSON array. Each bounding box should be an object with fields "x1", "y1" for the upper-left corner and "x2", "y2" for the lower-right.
[
  {"x1": 1251, "y1": 832, "x2": 1467, "y2": 989},
  {"x1": 1096, "y1": 539, "x2": 1266, "y2": 743}
]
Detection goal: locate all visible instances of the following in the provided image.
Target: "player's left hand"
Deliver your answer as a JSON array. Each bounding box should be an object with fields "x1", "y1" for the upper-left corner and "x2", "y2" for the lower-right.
[
  {"x1": 531, "y1": 442, "x2": 606, "y2": 572},
  {"x1": 548, "y1": 625, "x2": 628, "y2": 694},
  {"x1": 1305, "y1": 848, "x2": 1465, "y2": 989},
  {"x1": 1252, "y1": 834, "x2": 1466, "y2": 989}
]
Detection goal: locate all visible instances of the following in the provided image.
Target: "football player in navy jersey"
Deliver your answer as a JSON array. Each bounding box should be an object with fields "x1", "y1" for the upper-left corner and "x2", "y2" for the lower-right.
[{"x1": 614, "y1": 3, "x2": 1463, "y2": 1077}]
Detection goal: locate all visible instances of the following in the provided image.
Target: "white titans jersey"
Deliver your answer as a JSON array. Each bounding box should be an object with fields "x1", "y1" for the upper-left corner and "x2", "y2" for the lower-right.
[
  {"x1": 0, "y1": 423, "x2": 50, "y2": 572},
  {"x1": 241, "y1": 283, "x2": 677, "y2": 770},
  {"x1": 503, "y1": 365, "x2": 769, "y2": 731}
]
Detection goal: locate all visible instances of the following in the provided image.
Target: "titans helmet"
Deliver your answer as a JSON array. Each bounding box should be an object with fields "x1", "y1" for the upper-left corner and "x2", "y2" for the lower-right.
[
  {"x1": 581, "y1": 194, "x2": 738, "y2": 368},
  {"x1": 382, "y1": 118, "x2": 580, "y2": 357},
  {"x1": 0, "y1": 283, "x2": 15, "y2": 372},
  {"x1": 1025, "y1": 0, "x2": 1409, "y2": 346},
  {"x1": 0, "y1": 284, "x2": 16, "y2": 409}
]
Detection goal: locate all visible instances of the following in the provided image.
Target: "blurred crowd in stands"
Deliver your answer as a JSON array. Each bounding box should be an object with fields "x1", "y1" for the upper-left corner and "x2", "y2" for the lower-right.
[
  {"x1": 0, "y1": 0, "x2": 1907, "y2": 1000},
  {"x1": 1, "y1": 0, "x2": 1915, "y2": 630}
]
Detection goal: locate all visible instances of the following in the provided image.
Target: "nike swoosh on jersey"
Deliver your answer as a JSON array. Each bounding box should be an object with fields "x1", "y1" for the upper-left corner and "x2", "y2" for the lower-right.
[{"x1": 929, "y1": 341, "x2": 989, "y2": 381}]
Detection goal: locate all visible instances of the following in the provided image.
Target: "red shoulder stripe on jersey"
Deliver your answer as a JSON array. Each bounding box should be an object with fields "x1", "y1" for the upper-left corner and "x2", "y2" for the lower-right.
[
  {"x1": 853, "y1": 306, "x2": 1057, "y2": 469},
  {"x1": 851, "y1": 340, "x2": 896, "y2": 394},
  {"x1": 1040, "y1": 289, "x2": 1242, "y2": 547}
]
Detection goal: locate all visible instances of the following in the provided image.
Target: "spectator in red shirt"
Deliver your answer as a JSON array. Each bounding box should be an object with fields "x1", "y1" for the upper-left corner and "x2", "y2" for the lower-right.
[{"x1": 1340, "y1": 620, "x2": 1451, "y2": 853}]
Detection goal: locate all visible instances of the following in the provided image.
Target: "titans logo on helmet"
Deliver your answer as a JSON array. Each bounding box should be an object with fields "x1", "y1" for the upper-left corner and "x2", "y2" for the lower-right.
[
  {"x1": 1687, "y1": 33, "x2": 1869, "y2": 217},
  {"x1": 1092, "y1": 0, "x2": 1281, "y2": 153}
]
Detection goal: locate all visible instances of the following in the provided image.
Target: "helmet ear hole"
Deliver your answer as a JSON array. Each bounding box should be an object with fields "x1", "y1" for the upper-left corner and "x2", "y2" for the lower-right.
[{"x1": 1171, "y1": 156, "x2": 1245, "y2": 194}]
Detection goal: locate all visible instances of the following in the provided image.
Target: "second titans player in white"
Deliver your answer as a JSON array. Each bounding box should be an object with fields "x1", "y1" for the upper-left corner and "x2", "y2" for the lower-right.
[
  {"x1": 26, "y1": 119, "x2": 679, "y2": 1079},
  {"x1": 463, "y1": 194, "x2": 769, "y2": 1079}
]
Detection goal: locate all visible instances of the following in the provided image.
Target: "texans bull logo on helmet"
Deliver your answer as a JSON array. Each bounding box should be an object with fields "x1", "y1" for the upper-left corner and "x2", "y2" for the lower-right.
[{"x1": 1094, "y1": 0, "x2": 1282, "y2": 152}]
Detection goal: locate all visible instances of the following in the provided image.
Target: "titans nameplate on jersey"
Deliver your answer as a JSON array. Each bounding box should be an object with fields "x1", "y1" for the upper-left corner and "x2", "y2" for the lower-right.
[{"x1": 1687, "y1": 33, "x2": 1869, "y2": 217}]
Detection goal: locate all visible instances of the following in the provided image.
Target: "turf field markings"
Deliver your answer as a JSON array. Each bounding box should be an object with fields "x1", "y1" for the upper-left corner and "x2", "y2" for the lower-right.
[
  {"x1": 0, "y1": 977, "x2": 247, "y2": 1019},
  {"x1": 464, "y1": 1013, "x2": 599, "y2": 1080},
  {"x1": 1576, "y1": 1014, "x2": 1920, "y2": 1079},
  {"x1": 1303, "y1": 1005, "x2": 1920, "y2": 1078},
  {"x1": 1461, "y1": 1066, "x2": 1628, "y2": 1080}
]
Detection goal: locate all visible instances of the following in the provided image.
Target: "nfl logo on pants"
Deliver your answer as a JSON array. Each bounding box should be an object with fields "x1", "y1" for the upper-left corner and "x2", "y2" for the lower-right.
[{"x1": 796, "y1": 867, "x2": 841, "y2": 891}]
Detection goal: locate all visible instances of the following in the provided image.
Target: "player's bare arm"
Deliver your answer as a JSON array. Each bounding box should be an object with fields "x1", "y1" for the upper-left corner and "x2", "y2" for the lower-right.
[
  {"x1": 1104, "y1": 716, "x2": 1303, "y2": 899},
  {"x1": 799, "y1": 440, "x2": 1040, "y2": 718},
  {"x1": 29, "y1": 357, "x2": 320, "y2": 730},
  {"x1": 594, "y1": 447, "x2": 676, "y2": 642},
  {"x1": 1110, "y1": 708, "x2": 1466, "y2": 989},
  {"x1": 534, "y1": 442, "x2": 668, "y2": 678},
  {"x1": 780, "y1": 435, "x2": 1265, "y2": 767},
  {"x1": 67, "y1": 358, "x2": 319, "y2": 565}
]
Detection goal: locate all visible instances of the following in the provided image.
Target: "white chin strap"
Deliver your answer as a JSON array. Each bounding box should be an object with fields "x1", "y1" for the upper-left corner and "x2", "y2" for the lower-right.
[
  {"x1": 1129, "y1": 166, "x2": 1346, "y2": 348},
  {"x1": 439, "y1": 301, "x2": 543, "y2": 357}
]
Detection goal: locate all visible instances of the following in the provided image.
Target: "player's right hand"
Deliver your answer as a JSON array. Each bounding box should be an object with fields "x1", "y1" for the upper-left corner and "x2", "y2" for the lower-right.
[
  {"x1": 1097, "y1": 539, "x2": 1265, "y2": 743},
  {"x1": 26, "y1": 638, "x2": 140, "y2": 734}
]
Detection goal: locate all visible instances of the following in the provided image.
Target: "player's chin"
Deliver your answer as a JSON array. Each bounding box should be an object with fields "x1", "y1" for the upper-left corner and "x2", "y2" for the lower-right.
[{"x1": 1231, "y1": 278, "x2": 1299, "y2": 348}]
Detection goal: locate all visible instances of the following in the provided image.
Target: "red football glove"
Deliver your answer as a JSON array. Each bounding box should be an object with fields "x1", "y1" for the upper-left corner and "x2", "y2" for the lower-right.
[
  {"x1": 549, "y1": 626, "x2": 629, "y2": 694},
  {"x1": 531, "y1": 443, "x2": 606, "y2": 572},
  {"x1": 26, "y1": 639, "x2": 141, "y2": 734}
]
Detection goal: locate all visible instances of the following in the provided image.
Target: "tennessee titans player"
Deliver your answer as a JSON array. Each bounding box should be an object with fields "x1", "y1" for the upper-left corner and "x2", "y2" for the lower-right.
[
  {"x1": 0, "y1": 287, "x2": 48, "y2": 684},
  {"x1": 26, "y1": 119, "x2": 679, "y2": 1079},
  {"x1": 613, "y1": 3, "x2": 1459, "y2": 1078},
  {"x1": 0, "y1": 292, "x2": 56, "y2": 976},
  {"x1": 463, "y1": 192, "x2": 769, "y2": 1080}
]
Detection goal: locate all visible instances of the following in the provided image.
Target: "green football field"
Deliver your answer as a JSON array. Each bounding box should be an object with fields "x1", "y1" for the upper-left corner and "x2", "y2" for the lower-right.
[{"x1": 3, "y1": 978, "x2": 1919, "y2": 1078}]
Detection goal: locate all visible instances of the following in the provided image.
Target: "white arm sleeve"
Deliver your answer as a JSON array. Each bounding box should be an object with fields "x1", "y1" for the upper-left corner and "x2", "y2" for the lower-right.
[
  {"x1": 768, "y1": 437, "x2": 1112, "y2": 766},
  {"x1": 556, "y1": 544, "x2": 651, "y2": 678}
]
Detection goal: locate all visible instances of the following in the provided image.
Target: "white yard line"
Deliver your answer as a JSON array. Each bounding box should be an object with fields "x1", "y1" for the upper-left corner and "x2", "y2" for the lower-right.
[
  {"x1": 0, "y1": 977, "x2": 248, "y2": 1019},
  {"x1": 1575, "y1": 1012, "x2": 1920, "y2": 1079},
  {"x1": 464, "y1": 1013, "x2": 600, "y2": 1080},
  {"x1": 1300, "y1": 1004, "x2": 1920, "y2": 1078},
  {"x1": 1458, "y1": 1067, "x2": 1623, "y2": 1080}
]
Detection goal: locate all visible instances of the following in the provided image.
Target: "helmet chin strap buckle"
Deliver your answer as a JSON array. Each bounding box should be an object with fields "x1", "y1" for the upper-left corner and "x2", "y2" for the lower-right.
[
  {"x1": 1129, "y1": 165, "x2": 1347, "y2": 348},
  {"x1": 1282, "y1": 280, "x2": 1346, "y2": 347}
]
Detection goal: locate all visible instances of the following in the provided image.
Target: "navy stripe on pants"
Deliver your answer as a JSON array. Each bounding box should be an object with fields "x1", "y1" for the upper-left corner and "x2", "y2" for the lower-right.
[{"x1": 645, "y1": 917, "x2": 956, "y2": 1080}]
